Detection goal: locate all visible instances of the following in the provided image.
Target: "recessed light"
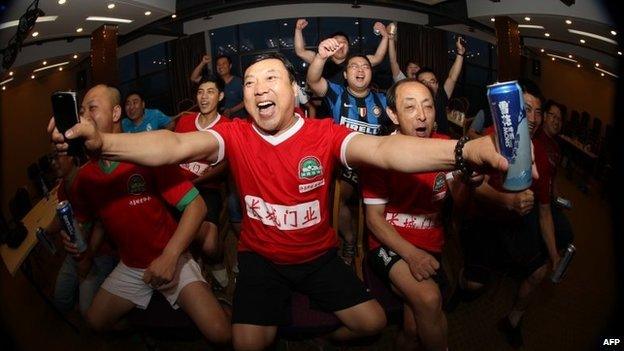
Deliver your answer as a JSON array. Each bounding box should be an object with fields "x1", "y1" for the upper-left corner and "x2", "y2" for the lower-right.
[
  {"x1": 9, "y1": 71, "x2": 13, "y2": 76},
  {"x1": 58, "y1": 0, "x2": 66, "y2": 4},
  {"x1": 618, "y1": 51, "x2": 622, "y2": 55},
  {"x1": 2, "y1": 86, "x2": 5, "y2": 91},
  {"x1": 568, "y1": 54, "x2": 573, "y2": 58},
  {"x1": 601, "y1": 73, "x2": 605, "y2": 76},
  {"x1": 31, "y1": 75, "x2": 35, "y2": 79},
  {"x1": 577, "y1": 64, "x2": 581, "y2": 68},
  {"x1": 86, "y1": 16, "x2": 133, "y2": 24},
  {"x1": 568, "y1": 29, "x2": 617, "y2": 45},
  {"x1": 595, "y1": 66, "x2": 619, "y2": 78},
  {"x1": 611, "y1": 30, "x2": 617, "y2": 36},
  {"x1": 59, "y1": 67, "x2": 63, "y2": 71},
  {"x1": 32, "y1": 31, "x2": 39, "y2": 37},
  {"x1": 76, "y1": 27, "x2": 83, "y2": 33},
  {"x1": 565, "y1": 19, "x2": 572, "y2": 25},
  {"x1": 524, "y1": 17, "x2": 531, "y2": 21},
  {"x1": 42, "y1": 61, "x2": 47, "y2": 65},
  {"x1": 171, "y1": 14, "x2": 177, "y2": 18},
  {"x1": 595, "y1": 63, "x2": 600, "y2": 67},
  {"x1": 548, "y1": 53, "x2": 577, "y2": 63},
  {"x1": 73, "y1": 54, "x2": 78, "y2": 59},
  {"x1": 540, "y1": 48, "x2": 545, "y2": 52},
  {"x1": 544, "y1": 33, "x2": 550, "y2": 37},
  {"x1": 107, "y1": 3, "x2": 115, "y2": 9},
  {"x1": 551, "y1": 57, "x2": 555, "y2": 61},
  {"x1": 144, "y1": 11, "x2": 151, "y2": 16},
  {"x1": 33, "y1": 61, "x2": 70, "y2": 73},
  {"x1": 490, "y1": 17, "x2": 495, "y2": 22},
  {"x1": 580, "y1": 39, "x2": 586, "y2": 44}
]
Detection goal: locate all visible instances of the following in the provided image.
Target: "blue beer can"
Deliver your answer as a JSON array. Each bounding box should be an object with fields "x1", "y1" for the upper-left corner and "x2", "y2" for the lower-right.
[
  {"x1": 487, "y1": 81, "x2": 532, "y2": 191},
  {"x1": 56, "y1": 200, "x2": 87, "y2": 253}
]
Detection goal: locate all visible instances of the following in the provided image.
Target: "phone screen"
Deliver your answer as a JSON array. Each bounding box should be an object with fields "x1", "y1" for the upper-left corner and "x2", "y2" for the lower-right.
[{"x1": 51, "y1": 92, "x2": 84, "y2": 158}]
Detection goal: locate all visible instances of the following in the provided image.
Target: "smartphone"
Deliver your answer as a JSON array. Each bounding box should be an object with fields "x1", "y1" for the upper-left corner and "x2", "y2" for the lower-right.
[{"x1": 51, "y1": 91, "x2": 85, "y2": 158}]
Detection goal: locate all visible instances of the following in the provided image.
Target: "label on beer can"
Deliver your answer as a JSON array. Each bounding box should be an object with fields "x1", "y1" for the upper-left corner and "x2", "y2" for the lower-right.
[{"x1": 56, "y1": 200, "x2": 87, "y2": 253}]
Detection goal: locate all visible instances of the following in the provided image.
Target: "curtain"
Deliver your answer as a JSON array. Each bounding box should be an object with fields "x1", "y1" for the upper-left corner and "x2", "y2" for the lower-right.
[
  {"x1": 168, "y1": 32, "x2": 207, "y2": 114},
  {"x1": 396, "y1": 22, "x2": 449, "y2": 80}
]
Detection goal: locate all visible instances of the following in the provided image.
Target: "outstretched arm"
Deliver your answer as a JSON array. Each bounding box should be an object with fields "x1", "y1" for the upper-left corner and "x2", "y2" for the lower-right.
[{"x1": 294, "y1": 19, "x2": 316, "y2": 64}]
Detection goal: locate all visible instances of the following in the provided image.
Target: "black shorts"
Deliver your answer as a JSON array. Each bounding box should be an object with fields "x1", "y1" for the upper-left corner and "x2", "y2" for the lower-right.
[
  {"x1": 198, "y1": 188, "x2": 222, "y2": 225},
  {"x1": 368, "y1": 246, "x2": 446, "y2": 288},
  {"x1": 232, "y1": 249, "x2": 373, "y2": 326},
  {"x1": 460, "y1": 209, "x2": 547, "y2": 284}
]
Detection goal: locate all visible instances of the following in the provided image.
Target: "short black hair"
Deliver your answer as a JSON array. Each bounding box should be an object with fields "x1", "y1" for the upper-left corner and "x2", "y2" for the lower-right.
[
  {"x1": 386, "y1": 78, "x2": 428, "y2": 113},
  {"x1": 344, "y1": 54, "x2": 372, "y2": 71},
  {"x1": 125, "y1": 90, "x2": 144, "y2": 102},
  {"x1": 517, "y1": 78, "x2": 544, "y2": 104},
  {"x1": 215, "y1": 55, "x2": 232, "y2": 65},
  {"x1": 406, "y1": 60, "x2": 420, "y2": 67},
  {"x1": 328, "y1": 31, "x2": 350, "y2": 43},
  {"x1": 245, "y1": 51, "x2": 297, "y2": 83},
  {"x1": 543, "y1": 99, "x2": 567, "y2": 118},
  {"x1": 416, "y1": 67, "x2": 436, "y2": 79},
  {"x1": 197, "y1": 75, "x2": 225, "y2": 92}
]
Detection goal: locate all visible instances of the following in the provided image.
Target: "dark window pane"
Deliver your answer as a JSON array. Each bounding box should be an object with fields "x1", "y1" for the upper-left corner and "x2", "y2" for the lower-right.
[
  {"x1": 137, "y1": 43, "x2": 168, "y2": 76},
  {"x1": 359, "y1": 18, "x2": 385, "y2": 53},
  {"x1": 210, "y1": 26, "x2": 239, "y2": 56},
  {"x1": 465, "y1": 64, "x2": 490, "y2": 87},
  {"x1": 118, "y1": 54, "x2": 136, "y2": 83},
  {"x1": 138, "y1": 71, "x2": 169, "y2": 102},
  {"x1": 239, "y1": 20, "x2": 280, "y2": 52},
  {"x1": 277, "y1": 17, "x2": 318, "y2": 50}
]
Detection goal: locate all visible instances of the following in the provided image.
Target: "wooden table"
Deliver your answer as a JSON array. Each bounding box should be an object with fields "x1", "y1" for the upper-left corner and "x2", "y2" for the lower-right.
[
  {"x1": 559, "y1": 135, "x2": 598, "y2": 160},
  {"x1": 1, "y1": 188, "x2": 58, "y2": 276}
]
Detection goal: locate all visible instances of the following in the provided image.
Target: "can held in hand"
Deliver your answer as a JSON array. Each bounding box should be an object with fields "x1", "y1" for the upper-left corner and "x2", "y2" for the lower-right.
[
  {"x1": 487, "y1": 81, "x2": 533, "y2": 191},
  {"x1": 388, "y1": 22, "x2": 397, "y2": 37},
  {"x1": 551, "y1": 244, "x2": 576, "y2": 283},
  {"x1": 36, "y1": 227, "x2": 57, "y2": 254},
  {"x1": 555, "y1": 196, "x2": 573, "y2": 209},
  {"x1": 56, "y1": 200, "x2": 87, "y2": 254}
]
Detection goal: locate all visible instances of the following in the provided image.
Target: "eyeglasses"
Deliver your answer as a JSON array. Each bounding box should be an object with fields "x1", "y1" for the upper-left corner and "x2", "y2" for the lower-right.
[{"x1": 347, "y1": 63, "x2": 371, "y2": 70}]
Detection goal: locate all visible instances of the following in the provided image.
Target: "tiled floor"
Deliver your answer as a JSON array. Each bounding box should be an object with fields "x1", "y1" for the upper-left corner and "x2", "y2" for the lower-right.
[{"x1": 0, "y1": 171, "x2": 617, "y2": 350}]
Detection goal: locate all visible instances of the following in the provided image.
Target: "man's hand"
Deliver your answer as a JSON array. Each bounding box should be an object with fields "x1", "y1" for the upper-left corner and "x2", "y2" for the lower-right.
[
  {"x1": 456, "y1": 36, "x2": 466, "y2": 56},
  {"x1": 406, "y1": 250, "x2": 440, "y2": 281},
  {"x1": 143, "y1": 251, "x2": 179, "y2": 289},
  {"x1": 296, "y1": 19, "x2": 308, "y2": 30},
  {"x1": 317, "y1": 38, "x2": 344, "y2": 59},
  {"x1": 48, "y1": 116, "x2": 102, "y2": 155},
  {"x1": 201, "y1": 54, "x2": 211, "y2": 65},
  {"x1": 60, "y1": 230, "x2": 80, "y2": 256},
  {"x1": 508, "y1": 189, "x2": 535, "y2": 216},
  {"x1": 463, "y1": 134, "x2": 539, "y2": 179},
  {"x1": 373, "y1": 22, "x2": 388, "y2": 37}
]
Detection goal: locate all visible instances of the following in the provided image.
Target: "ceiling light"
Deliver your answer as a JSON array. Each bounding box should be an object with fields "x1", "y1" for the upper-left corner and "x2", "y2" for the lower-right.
[
  {"x1": 171, "y1": 14, "x2": 177, "y2": 18},
  {"x1": 595, "y1": 66, "x2": 618, "y2": 78},
  {"x1": 547, "y1": 53, "x2": 577, "y2": 63},
  {"x1": 73, "y1": 54, "x2": 78, "y2": 59},
  {"x1": 565, "y1": 19, "x2": 572, "y2": 25},
  {"x1": 8, "y1": 71, "x2": 13, "y2": 76},
  {"x1": 0, "y1": 77, "x2": 14, "y2": 85},
  {"x1": 601, "y1": 73, "x2": 605, "y2": 76},
  {"x1": 580, "y1": 39, "x2": 586, "y2": 44},
  {"x1": 518, "y1": 25, "x2": 545, "y2": 29},
  {"x1": 107, "y1": 3, "x2": 115, "y2": 9},
  {"x1": 59, "y1": 67, "x2": 63, "y2": 71},
  {"x1": 0, "y1": 16, "x2": 58, "y2": 30},
  {"x1": 490, "y1": 17, "x2": 495, "y2": 22},
  {"x1": 544, "y1": 33, "x2": 550, "y2": 37},
  {"x1": 568, "y1": 29, "x2": 617, "y2": 44},
  {"x1": 540, "y1": 48, "x2": 545, "y2": 52},
  {"x1": 86, "y1": 16, "x2": 133, "y2": 24},
  {"x1": 568, "y1": 54, "x2": 573, "y2": 58},
  {"x1": 611, "y1": 30, "x2": 617, "y2": 36},
  {"x1": 144, "y1": 11, "x2": 151, "y2": 16},
  {"x1": 2, "y1": 86, "x2": 5, "y2": 91},
  {"x1": 76, "y1": 27, "x2": 83, "y2": 32},
  {"x1": 524, "y1": 17, "x2": 531, "y2": 21},
  {"x1": 58, "y1": 0, "x2": 66, "y2": 4},
  {"x1": 42, "y1": 61, "x2": 47, "y2": 65},
  {"x1": 31, "y1": 31, "x2": 39, "y2": 37},
  {"x1": 595, "y1": 62, "x2": 600, "y2": 67},
  {"x1": 31, "y1": 75, "x2": 35, "y2": 79},
  {"x1": 33, "y1": 61, "x2": 70, "y2": 73},
  {"x1": 618, "y1": 51, "x2": 622, "y2": 55},
  {"x1": 577, "y1": 64, "x2": 581, "y2": 68}
]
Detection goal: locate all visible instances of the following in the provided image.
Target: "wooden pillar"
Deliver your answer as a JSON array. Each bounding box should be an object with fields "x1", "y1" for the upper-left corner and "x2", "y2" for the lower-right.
[
  {"x1": 495, "y1": 17, "x2": 521, "y2": 81},
  {"x1": 90, "y1": 24, "x2": 119, "y2": 86}
]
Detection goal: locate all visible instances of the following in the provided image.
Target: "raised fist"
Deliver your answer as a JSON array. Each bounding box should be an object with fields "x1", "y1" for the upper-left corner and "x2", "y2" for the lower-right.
[{"x1": 296, "y1": 19, "x2": 308, "y2": 30}]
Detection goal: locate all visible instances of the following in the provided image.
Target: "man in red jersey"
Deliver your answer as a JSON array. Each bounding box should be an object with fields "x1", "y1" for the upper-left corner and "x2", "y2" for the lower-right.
[
  {"x1": 175, "y1": 75, "x2": 232, "y2": 289},
  {"x1": 362, "y1": 79, "x2": 475, "y2": 351},
  {"x1": 55, "y1": 84, "x2": 230, "y2": 346},
  {"x1": 52, "y1": 53, "x2": 512, "y2": 351}
]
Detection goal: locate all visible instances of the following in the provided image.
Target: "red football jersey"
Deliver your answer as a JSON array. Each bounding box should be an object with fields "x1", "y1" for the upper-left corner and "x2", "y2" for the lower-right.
[
  {"x1": 531, "y1": 131, "x2": 559, "y2": 205},
  {"x1": 175, "y1": 112, "x2": 230, "y2": 187},
  {"x1": 210, "y1": 116, "x2": 356, "y2": 264},
  {"x1": 72, "y1": 160, "x2": 199, "y2": 268},
  {"x1": 362, "y1": 133, "x2": 450, "y2": 253}
]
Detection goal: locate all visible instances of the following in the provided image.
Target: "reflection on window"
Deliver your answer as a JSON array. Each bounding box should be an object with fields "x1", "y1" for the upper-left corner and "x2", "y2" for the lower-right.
[
  {"x1": 210, "y1": 26, "x2": 238, "y2": 56},
  {"x1": 138, "y1": 43, "x2": 168, "y2": 76},
  {"x1": 240, "y1": 20, "x2": 279, "y2": 52}
]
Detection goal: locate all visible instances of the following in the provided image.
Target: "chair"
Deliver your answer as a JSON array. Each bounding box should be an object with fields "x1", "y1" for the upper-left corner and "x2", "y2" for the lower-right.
[
  {"x1": 566, "y1": 110, "x2": 580, "y2": 138},
  {"x1": 588, "y1": 117, "x2": 602, "y2": 154},
  {"x1": 578, "y1": 111, "x2": 590, "y2": 143}
]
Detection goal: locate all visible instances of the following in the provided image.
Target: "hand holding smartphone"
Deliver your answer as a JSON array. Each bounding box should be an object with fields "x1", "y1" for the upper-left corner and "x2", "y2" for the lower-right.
[{"x1": 51, "y1": 91, "x2": 85, "y2": 159}]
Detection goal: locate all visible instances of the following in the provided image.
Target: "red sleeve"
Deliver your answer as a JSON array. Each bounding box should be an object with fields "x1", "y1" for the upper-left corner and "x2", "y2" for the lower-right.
[
  {"x1": 153, "y1": 165, "x2": 200, "y2": 211},
  {"x1": 532, "y1": 141, "x2": 552, "y2": 205},
  {"x1": 361, "y1": 167, "x2": 389, "y2": 205},
  {"x1": 174, "y1": 113, "x2": 194, "y2": 133},
  {"x1": 329, "y1": 120, "x2": 358, "y2": 167}
]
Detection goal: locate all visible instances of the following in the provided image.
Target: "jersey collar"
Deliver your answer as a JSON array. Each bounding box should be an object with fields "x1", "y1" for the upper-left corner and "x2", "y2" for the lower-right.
[
  {"x1": 252, "y1": 113, "x2": 304, "y2": 146},
  {"x1": 195, "y1": 113, "x2": 221, "y2": 131}
]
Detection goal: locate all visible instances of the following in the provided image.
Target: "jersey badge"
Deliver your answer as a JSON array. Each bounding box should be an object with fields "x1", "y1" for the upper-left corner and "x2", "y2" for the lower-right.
[
  {"x1": 128, "y1": 174, "x2": 147, "y2": 195},
  {"x1": 432, "y1": 172, "x2": 447, "y2": 201},
  {"x1": 372, "y1": 105, "x2": 381, "y2": 117},
  {"x1": 299, "y1": 156, "x2": 323, "y2": 180}
]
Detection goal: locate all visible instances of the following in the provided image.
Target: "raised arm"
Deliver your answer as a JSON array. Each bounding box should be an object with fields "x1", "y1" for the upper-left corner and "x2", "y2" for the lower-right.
[
  {"x1": 307, "y1": 38, "x2": 344, "y2": 97},
  {"x1": 49, "y1": 117, "x2": 221, "y2": 167},
  {"x1": 367, "y1": 22, "x2": 390, "y2": 66},
  {"x1": 190, "y1": 55, "x2": 212, "y2": 84},
  {"x1": 345, "y1": 133, "x2": 509, "y2": 175},
  {"x1": 388, "y1": 33, "x2": 403, "y2": 81},
  {"x1": 444, "y1": 37, "x2": 466, "y2": 97},
  {"x1": 294, "y1": 19, "x2": 316, "y2": 64}
]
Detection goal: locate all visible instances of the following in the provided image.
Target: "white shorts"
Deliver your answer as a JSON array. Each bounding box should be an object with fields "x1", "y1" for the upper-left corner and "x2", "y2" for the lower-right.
[{"x1": 100, "y1": 253, "x2": 206, "y2": 310}]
